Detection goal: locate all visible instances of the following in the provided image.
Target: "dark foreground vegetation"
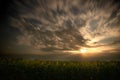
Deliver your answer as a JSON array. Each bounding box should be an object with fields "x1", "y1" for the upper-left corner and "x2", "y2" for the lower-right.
[{"x1": 0, "y1": 57, "x2": 120, "y2": 80}]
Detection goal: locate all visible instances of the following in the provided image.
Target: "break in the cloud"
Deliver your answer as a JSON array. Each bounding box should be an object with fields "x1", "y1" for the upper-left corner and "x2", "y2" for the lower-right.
[{"x1": 0, "y1": 0, "x2": 120, "y2": 60}]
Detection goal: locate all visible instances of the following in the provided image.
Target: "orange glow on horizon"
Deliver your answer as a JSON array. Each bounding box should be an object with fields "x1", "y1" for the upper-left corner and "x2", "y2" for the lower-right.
[
  {"x1": 63, "y1": 46, "x2": 114, "y2": 56},
  {"x1": 80, "y1": 48, "x2": 87, "y2": 54}
]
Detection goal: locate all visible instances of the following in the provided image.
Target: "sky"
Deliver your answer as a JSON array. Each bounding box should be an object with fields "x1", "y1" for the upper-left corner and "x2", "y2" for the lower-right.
[{"x1": 0, "y1": 0, "x2": 120, "y2": 61}]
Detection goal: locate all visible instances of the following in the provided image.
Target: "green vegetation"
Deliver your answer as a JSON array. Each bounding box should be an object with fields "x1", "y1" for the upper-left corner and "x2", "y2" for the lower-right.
[{"x1": 0, "y1": 58, "x2": 120, "y2": 80}]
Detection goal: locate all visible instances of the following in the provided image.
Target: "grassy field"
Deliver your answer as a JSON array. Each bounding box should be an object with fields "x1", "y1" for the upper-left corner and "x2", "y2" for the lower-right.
[{"x1": 0, "y1": 58, "x2": 120, "y2": 80}]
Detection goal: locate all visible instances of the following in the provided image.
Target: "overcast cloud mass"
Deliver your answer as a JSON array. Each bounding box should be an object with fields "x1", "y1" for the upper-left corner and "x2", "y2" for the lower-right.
[{"x1": 0, "y1": 0, "x2": 120, "y2": 61}]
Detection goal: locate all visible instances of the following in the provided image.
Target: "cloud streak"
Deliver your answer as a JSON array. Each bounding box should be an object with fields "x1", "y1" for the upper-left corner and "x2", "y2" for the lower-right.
[
  {"x1": 10, "y1": 0, "x2": 89, "y2": 51},
  {"x1": 11, "y1": 0, "x2": 120, "y2": 47}
]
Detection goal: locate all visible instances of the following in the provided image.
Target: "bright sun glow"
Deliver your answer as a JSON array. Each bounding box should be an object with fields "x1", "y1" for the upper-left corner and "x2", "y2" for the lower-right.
[
  {"x1": 63, "y1": 46, "x2": 113, "y2": 56},
  {"x1": 80, "y1": 48, "x2": 87, "y2": 54}
]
